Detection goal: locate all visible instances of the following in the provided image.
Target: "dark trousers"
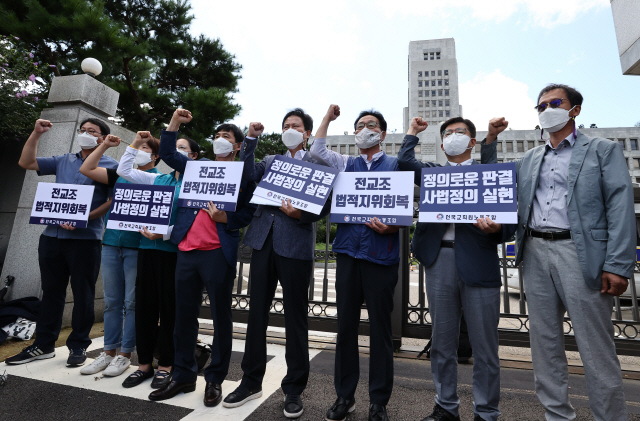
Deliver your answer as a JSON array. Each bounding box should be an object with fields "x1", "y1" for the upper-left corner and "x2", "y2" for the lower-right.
[
  {"x1": 136, "y1": 248, "x2": 177, "y2": 366},
  {"x1": 34, "y1": 235, "x2": 101, "y2": 350},
  {"x1": 173, "y1": 248, "x2": 235, "y2": 384},
  {"x1": 241, "y1": 229, "x2": 312, "y2": 395},
  {"x1": 334, "y1": 253, "x2": 398, "y2": 406}
]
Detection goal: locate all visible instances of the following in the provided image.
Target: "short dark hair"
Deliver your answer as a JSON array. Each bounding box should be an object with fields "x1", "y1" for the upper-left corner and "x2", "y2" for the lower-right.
[
  {"x1": 179, "y1": 136, "x2": 201, "y2": 158},
  {"x1": 144, "y1": 135, "x2": 161, "y2": 166},
  {"x1": 537, "y1": 84, "x2": 583, "y2": 107},
  {"x1": 79, "y1": 118, "x2": 110, "y2": 136},
  {"x1": 282, "y1": 108, "x2": 313, "y2": 132},
  {"x1": 216, "y1": 123, "x2": 244, "y2": 144},
  {"x1": 440, "y1": 117, "x2": 476, "y2": 139},
  {"x1": 354, "y1": 110, "x2": 387, "y2": 132}
]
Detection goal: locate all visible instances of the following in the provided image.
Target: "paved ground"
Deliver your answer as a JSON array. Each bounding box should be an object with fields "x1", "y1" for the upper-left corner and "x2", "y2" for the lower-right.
[{"x1": 2, "y1": 327, "x2": 640, "y2": 421}]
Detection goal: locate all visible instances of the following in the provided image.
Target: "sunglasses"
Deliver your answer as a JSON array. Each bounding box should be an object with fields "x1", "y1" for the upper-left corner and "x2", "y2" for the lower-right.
[{"x1": 535, "y1": 98, "x2": 567, "y2": 113}]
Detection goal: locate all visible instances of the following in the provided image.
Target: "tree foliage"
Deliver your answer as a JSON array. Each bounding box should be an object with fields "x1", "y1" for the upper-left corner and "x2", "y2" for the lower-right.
[
  {"x1": 254, "y1": 132, "x2": 286, "y2": 162},
  {"x1": 0, "y1": 0, "x2": 242, "y2": 146}
]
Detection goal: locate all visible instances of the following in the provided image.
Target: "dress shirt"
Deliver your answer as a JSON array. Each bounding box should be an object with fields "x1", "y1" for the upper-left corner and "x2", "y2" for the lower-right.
[
  {"x1": 309, "y1": 137, "x2": 384, "y2": 171},
  {"x1": 442, "y1": 158, "x2": 474, "y2": 241},
  {"x1": 529, "y1": 134, "x2": 575, "y2": 231},
  {"x1": 285, "y1": 149, "x2": 307, "y2": 160}
]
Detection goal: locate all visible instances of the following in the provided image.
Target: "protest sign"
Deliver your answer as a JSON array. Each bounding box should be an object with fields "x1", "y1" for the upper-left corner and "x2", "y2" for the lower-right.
[
  {"x1": 107, "y1": 183, "x2": 175, "y2": 234},
  {"x1": 418, "y1": 162, "x2": 517, "y2": 223},
  {"x1": 252, "y1": 155, "x2": 339, "y2": 215},
  {"x1": 330, "y1": 172, "x2": 415, "y2": 225},
  {"x1": 30, "y1": 183, "x2": 95, "y2": 228},
  {"x1": 178, "y1": 161, "x2": 244, "y2": 211}
]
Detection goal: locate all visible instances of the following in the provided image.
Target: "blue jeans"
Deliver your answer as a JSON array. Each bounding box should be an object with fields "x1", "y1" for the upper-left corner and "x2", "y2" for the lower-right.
[{"x1": 101, "y1": 245, "x2": 138, "y2": 353}]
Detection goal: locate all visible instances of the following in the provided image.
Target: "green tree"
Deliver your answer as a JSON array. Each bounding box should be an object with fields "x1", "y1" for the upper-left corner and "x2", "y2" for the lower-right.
[
  {"x1": 254, "y1": 132, "x2": 285, "y2": 162},
  {"x1": 0, "y1": 34, "x2": 50, "y2": 140},
  {"x1": 0, "y1": 0, "x2": 242, "y2": 147},
  {"x1": 635, "y1": 121, "x2": 640, "y2": 128}
]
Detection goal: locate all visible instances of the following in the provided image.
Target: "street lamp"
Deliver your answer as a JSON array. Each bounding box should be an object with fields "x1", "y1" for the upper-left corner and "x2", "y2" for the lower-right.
[{"x1": 81, "y1": 58, "x2": 102, "y2": 77}]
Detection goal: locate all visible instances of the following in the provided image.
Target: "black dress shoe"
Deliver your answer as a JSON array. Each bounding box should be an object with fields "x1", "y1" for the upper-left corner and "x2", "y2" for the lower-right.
[
  {"x1": 148, "y1": 380, "x2": 197, "y2": 401},
  {"x1": 369, "y1": 404, "x2": 389, "y2": 421},
  {"x1": 326, "y1": 397, "x2": 356, "y2": 421},
  {"x1": 421, "y1": 404, "x2": 460, "y2": 421},
  {"x1": 473, "y1": 416, "x2": 485, "y2": 421},
  {"x1": 122, "y1": 369, "x2": 154, "y2": 388},
  {"x1": 222, "y1": 385, "x2": 263, "y2": 408},
  {"x1": 283, "y1": 394, "x2": 304, "y2": 418},
  {"x1": 204, "y1": 382, "x2": 222, "y2": 407},
  {"x1": 150, "y1": 368, "x2": 173, "y2": 389}
]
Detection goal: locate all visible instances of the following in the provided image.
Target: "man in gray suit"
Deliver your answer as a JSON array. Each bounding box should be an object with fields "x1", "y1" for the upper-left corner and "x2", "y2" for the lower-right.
[{"x1": 484, "y1": 84, "x2": 635, "y2": 421}]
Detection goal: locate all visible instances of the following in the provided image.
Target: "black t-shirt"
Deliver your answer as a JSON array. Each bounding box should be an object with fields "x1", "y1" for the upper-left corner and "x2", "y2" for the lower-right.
[{"x1": 106, "y1": 168, "x2": 119, "y2": 188}]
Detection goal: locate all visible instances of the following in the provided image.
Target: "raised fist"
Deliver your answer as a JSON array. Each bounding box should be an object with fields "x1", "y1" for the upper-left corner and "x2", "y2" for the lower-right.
[
  {"x1": 488, "y1": 117, "x2": 509, "y2": 137},
  {"x1": 135, "y1": 131, "x2": 152, "y2": 142},
  {"x1": 248, "y1": 122, "x2": 264, "y2": 138},
  {"x1": 410, "y1": 117, "x2": 428, "y2": 134},
  {"x1": 325, "y1": 104, "x2": 340, "y2": 122},
  {"x1": 103, "y1": 134, "x2": 121, "y2": 148},
  {"x1": 172, "y1": 108, "x2": 193, "y2": 124},
  {"x1": 34, "y1": 119, "x2": 53, "y2": 134}
]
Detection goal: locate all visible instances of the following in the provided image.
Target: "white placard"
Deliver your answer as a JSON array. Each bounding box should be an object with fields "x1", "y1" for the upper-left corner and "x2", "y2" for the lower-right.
[
  {"x1": 30, "y1": 182, "x2": 95, "y2": 228},
  {"x1": 178, "y1": 161, "x2": 244, "y2": 211}
]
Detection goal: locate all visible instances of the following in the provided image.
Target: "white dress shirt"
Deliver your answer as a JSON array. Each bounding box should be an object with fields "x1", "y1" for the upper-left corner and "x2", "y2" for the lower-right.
[{"x1": 442, "y1": 158, "x2": 474, "y2": 241}]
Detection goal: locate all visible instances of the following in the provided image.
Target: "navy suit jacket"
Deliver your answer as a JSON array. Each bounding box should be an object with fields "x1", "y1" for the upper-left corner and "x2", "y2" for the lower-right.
[
  {"x1": 397, "y1": 134, "x2": 517, "y2": 288},
  {"x1": 242, "y1": 152, "x2": 331, "y2": 261},
  {"x1": 158, "y1": 130, "x2": 257, "y2": 268}
]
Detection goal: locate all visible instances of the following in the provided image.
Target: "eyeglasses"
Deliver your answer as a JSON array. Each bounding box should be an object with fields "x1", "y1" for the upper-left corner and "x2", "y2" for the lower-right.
[
  {"x1": 535, "y1": 98, "x2": 567, "y2": 113},
  {"x1": 442, "y1": 128, "x2": 468, "y2": 137},
  {"x1": 356, "y1": 121, "x2": 380, "y2": 130},
  {"x1": 77, "y1": 129, "x2": 102, "y2": 136}
]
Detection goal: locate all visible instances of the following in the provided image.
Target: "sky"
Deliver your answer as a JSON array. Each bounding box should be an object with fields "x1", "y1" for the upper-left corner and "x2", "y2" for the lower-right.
[{"x1": 188, "y1": 0, "x2": 640, "y2": 136}]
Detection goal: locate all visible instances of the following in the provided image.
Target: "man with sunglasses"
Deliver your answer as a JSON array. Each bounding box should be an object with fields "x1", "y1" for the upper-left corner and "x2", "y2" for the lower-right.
[
  {"x1": 484, "y1": 84, "x2": 634, "y2": 421},
  {"x1": 7, "y1": 118, "x2": 118, "y2": 367},
  {"x1": 397, "y1": 117, "x2": 513, "y2": 421}
]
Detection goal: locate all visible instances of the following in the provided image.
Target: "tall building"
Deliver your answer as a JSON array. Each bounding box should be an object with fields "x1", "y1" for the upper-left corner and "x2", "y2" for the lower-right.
[
  {"x1": 611, "y1": 0, "x2": 640, "y2": 75},
  {"x1": 407, "y1": 38, "x2": 462, "y2": 129}
]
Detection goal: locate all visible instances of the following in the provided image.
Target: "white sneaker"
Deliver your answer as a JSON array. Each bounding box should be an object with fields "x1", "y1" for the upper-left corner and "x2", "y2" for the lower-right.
[
  {"x1": 103, "y1": 355, "x2": 131, "y2": 377},
  {"x1": 80, "y1": 352, "x2": 114, "y2": 375}
]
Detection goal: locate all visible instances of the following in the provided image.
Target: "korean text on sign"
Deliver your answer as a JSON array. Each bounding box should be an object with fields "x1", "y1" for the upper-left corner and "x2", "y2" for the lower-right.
[
  {"x1": 330, "y1": 171, "x2": 415, "y2": 226},
  {"x1": 252, "y1": 155, "x2": 340, "y2": 215},
  {"x1": 178, "y1": 161, "x2": 244, "y2": 211},
  {"x1": 30, "y1": 182, "x2": 95, "y2": 228},
  {"x1": 418, "y1": 162, "x2": 517, "y2": 224},
  {"x1": 106, "y1": 183, "x2": 176, "y2": 234}
]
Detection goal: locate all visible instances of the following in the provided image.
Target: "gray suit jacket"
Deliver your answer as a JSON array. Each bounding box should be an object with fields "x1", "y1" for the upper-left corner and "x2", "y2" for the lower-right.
[
  {"x1": 511, "y1": 130, "x2": 636, "y2": 289},
  {"x1": 242, "y1": 153, "x2": 331, "y2": 261}
]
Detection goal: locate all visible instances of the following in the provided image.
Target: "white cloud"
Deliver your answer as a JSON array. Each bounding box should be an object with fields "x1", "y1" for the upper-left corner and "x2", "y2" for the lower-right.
[{"x1": 459, "y1": 69, "x2": 539, "y2": 131}]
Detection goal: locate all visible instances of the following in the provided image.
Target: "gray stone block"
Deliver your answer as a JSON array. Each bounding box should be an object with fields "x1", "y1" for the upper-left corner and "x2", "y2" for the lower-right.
[
  {"x1": 48, "y1": 75, "x2": 119, "y2": 117},
  {"x1": 40, "y1": 107, "x2": 81, "y2": 123}
]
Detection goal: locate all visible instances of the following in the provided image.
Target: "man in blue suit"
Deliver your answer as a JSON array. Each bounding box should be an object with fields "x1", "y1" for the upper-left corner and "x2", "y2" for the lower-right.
[
  {"x1": 484, "y1": 84, "x2": 634, "y2": 421},
  {"x1": 398, "y1": 116, "x2": 514, "y2": 421},
  {"x1": 149, "y1": 109, "x2": 259, "y2": 406}
]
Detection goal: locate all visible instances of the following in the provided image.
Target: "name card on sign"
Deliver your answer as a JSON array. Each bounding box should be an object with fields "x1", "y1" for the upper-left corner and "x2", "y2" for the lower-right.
[
  {"x1": 418, "y1": 162, "x2": 517, "y2": 224},
  {"x1": 178, "y1": 161, "x2": 244, "y2": 211},
  {"x1": 107, "y1": 183, "x2": 175, "y2": 234},
  {"x1": 252, "y1": 155, "x2": 340, "y2": 215},
  {"x1": 330, "y1": 172, "x2": 415, "y2": 226},
  {"x1": 30, "y1": 182, "x2": 95, "y2": 228}
]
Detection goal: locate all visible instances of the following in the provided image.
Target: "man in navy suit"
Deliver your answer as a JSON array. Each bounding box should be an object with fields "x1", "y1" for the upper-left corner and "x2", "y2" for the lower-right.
[
  {"x1": 149, "y1": 109, "x2": 259, "y2": 406},
  {"x1": 398, "y1": 116, "x2": 515, "y2": 421}
]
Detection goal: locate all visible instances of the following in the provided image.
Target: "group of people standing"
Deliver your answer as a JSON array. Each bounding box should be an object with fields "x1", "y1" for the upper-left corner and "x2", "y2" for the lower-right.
[{"x1": 5, "y1": 82, "x2": 635, "y2": 421}]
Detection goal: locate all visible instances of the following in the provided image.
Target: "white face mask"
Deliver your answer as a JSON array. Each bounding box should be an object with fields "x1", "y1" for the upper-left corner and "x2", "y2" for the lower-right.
[
  {"x1": 213, "y1": 138, "x2": 235, "y2": 157},
  {"x1": 282, "y1": 128, "x2": 305, "y2": 149},
  {"x1": 355, "y1": 128, "x2": 382, "y2": 149},
  {"x1": 443, "y1": 133, "x2": 472, "y2": 156},
  {"x1": 77, "y1": 132, "x2": 98, "y2": 149},
  {"x1": 538, "y1": 106, "x2": 575, "y2": 133},
  {"x1": 134, "y1": 150, "x2": 153, "y2": 166},
  {"x1": 176, "y1": 148, "x2": 189, "y2": 157}
]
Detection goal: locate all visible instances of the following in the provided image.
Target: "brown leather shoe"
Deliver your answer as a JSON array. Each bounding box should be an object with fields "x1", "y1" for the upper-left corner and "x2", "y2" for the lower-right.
[
  {"x1": 204, "y1": 382, "x2": 222, "y2": 407},
  {"x1": 148, "y1": 380, "x2": 196, "y2": 401}
]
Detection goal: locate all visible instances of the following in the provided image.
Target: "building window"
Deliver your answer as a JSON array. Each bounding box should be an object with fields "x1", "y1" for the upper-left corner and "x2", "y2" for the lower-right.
[
  {"x1": 424, "y1": 90, "x2": 429, "y2": 97},
  {"x1": 631, "y1": 138, "x2": 639, "y2": 150},
  {"x1": 418, "y1": 80, "x2": 422, "y2": 87},
  {"x1": 497, "y1": 159, "x2": 504, "y2": 163},
  {"x1": 445, "y1": 110, "x2": 450, "y2": 117},
  {"x1": 415, "y1": 145, "x2": 421, "y2": 154},
  {"x1": 438, "y1": 70, "x2": 442, "y2": 76},
  {"x1": 438, "y1": 90, "x2": 443, "y2": 96},
  {"x1": 432, "y1": 90, "x2": 436, "y2": 97},
  {"x1": 634, "y1": 158, "x2": 640, "y2": 169},
  {"x1": 331, "y1": 145, "x2": 338, "y2": 152},
  {"x1": 339, "y1": 145, "x2": 345, "y2": 154},
  {"x1": 432, "y1": 111, "x2": 438, "y2": 117},
  {"x1": 439, "y1": 110, "x2": 444, "y2": 117},
  {"x1": 444, "y1": 79, "x2": 449, "y2": 86},
  {"x1": 444, "y1": 69, "x2": 449, "y2": 75},
  {"x1": 425, "y1": 101, "x2": 429, "y2": 107},
  {"x1": 438, "y1": 100, "x2": 443, "y2": 106},
  {"x1": 431, "y1": 80, "x2": 436, "y2": 86},
  {"x1": 445, "y1": 99, "x2": 450, "y2": 107},
  {"x1": 438, "y1": 79, "x2": 442, "y2": 86},
  {"x1": 386, "y1": 144, "x2": 392, "y2": 154},
  {"x1": 418, "y1": 91, "x2": 423, "y2": 97},
  {"x1": 430, "y1": 52, "x2": 435, "y2": 60},
  {"x1": 418, "y1": 101, "x2": 423, "y2": 108},
  {"x1": 436, "y1": 52, "x2": 441, "y2": 59},
  {"x1": 506, "y1": 142, "x2": 513, "y2": 153},
  {"x1": 432, "y1": 100, "x2": 437, "y2": 107},
  {"x1": 617, "y1": 139, "x2": 625, "y2": 150},
  {"x1": 423, "y1": 54, "x2": 428, "y2": 61},
  {"x1": 527, "y1": 141, "x2": 534, "y2": 150},
  {"x1": 496, "y1": 143, "x2": 503, "y2": 152},
  {"x1": 418, "y1": 71, "x2": 422, "y2": 77},
  {"x1": 517, "y1": 141, "x2": 524, "y2": 152},
  {"x1": 431, "y1": 71, "x2": 435, "y2": 76},
  {"x1": 445, "y1": 89, "x2": 450, "y2": 96}
]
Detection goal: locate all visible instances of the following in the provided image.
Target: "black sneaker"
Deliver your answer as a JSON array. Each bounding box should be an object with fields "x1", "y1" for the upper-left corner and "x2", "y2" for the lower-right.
[
  {"x1": 5, "y1": 344, "x2": 55, "y2": 365},
  {"x1": 283, "y1": 394, "x2": 304, "y2": 418},
  {"x1": 421, "y1": 404, "x2": 460, "y2": 421},
  {"x1": 122, "y1": 369, "x2": 155, "y2": 388},
  {"x1": 326, "y1": 397, "x2": 356, "y2": 421},
  {"x1": 369, "y1": 404, "x2": 389, "y2": 421},
  {"x1": 222, "y1": 385, "x2": 263, "y2": 408},
  {"x1": 67, "y1": 348, "x2": 87, "y2": 367}
]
